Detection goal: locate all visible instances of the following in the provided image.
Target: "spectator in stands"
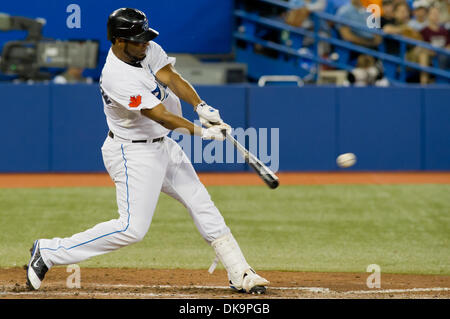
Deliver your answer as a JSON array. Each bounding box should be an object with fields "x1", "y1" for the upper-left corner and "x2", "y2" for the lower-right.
[
  {"x1": 430, "y1": 0, "x2": 449, "y2": 28},
  {"x1": 383, "y1": 1, "x2": 433, "y2": 83},
  {"x1": 421, "y1": 4, "x2": 450, "y2": 46},
  {"x1": 325, "y1": 0, "x2": 350, "y2": 15},
  {"x1": 419, "y1": 5, "x2": 450, "y2": 82},
  {"x1": 336, "y1": 0, "x2": 383, "y2": 47},
  {"x1": 346, "y1": 54, "x2": 386, "y2": 85},
  {"x1": 409, "y1": 0, "x2": 430, "y2": 31},
  {"x1": 383, "y1": 2, "x2": 423, "y2": 48},
  {"x1": 53, "y1": 67, "x2": 93, "y2": 84},
  {"x1": 393, "y1": 0, "x2": 410, "y2": 6},
  {"x1": 282, "y1": 0, "x2": 331, "y2": 55},
  {"x1": 284, "y1": 0, "x2": 328, "y2": 29},
  {"x1": 381, "y1": 0, "x2": 396, "y2": 27}
]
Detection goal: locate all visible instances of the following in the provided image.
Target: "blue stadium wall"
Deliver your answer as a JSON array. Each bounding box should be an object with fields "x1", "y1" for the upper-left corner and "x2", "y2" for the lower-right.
[
  {"x1": 1, "y1": 84, "x2": 449, "y2": 173},
  {"x1": 0, "y1": 0, "x2": 234, "y2": 80}
]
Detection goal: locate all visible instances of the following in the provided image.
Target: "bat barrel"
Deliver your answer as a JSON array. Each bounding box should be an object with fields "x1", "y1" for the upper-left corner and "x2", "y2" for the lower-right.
[{"x1": 224, "y1": 129, "x2": 280, "y2": 189}]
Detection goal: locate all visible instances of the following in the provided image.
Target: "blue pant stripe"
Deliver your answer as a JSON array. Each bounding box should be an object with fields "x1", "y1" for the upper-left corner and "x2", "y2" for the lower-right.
[{"x1": 41, "y1": 144, "x2": 131, "y2": 252}]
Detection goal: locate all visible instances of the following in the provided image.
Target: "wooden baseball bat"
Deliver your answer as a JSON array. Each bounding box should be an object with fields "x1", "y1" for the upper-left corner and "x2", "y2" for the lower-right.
[{"x1": 223, "y1": 130, "x2": 279, "y2": 189}]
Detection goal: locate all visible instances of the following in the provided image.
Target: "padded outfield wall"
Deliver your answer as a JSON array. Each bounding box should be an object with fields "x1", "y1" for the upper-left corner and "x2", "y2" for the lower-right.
[{"x1": 0, "y1": 84, "x2": 449, "y2": 172}]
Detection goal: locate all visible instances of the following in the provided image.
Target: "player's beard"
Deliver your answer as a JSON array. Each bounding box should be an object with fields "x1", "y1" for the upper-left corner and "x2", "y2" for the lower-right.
[{"x1": 124, "y1": 43, "x2": 146, "y2": 64}]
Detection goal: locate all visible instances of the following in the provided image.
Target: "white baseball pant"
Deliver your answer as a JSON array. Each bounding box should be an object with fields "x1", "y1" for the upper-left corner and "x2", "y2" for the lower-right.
[{"x1": 39, "y1": 135, "x2": 231, "y2": 268}]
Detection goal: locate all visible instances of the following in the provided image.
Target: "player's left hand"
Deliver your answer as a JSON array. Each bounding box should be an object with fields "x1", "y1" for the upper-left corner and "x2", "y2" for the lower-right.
[
  {"x1": 195, "y1": 101, "x2": 223, "y2": 128},
  {"x1": 201, "y1": 123, "x2": 231, "y2": 141}
]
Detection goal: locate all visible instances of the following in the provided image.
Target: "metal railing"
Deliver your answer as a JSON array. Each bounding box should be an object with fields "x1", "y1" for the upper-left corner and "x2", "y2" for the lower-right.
[{"x1": 257, "y1": 75, "x2": 304, "y2": 86}]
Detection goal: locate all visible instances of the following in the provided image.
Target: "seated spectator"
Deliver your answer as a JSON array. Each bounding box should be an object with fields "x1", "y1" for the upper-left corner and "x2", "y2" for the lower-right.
[
  {"x1": 383, "y1": 1, "x2": 432, "y2": 83},
  {"x1": 325, "y1": 0, "x2": 350, "y2": 15},
  {"x1": 408, "y1": 0, "x2": 430, "y2": 31},
  {"x1": 283, "y1": 0, "x2": 331, "y2": 55},
  {"x1": 53, "y1": 67, "x2": 93, "y2": 84},
  {"x1": 284, "y1": 0, "x2": 328, "y2": 29},
  {"x1": 336, "y1": 0, "x2": 383, "y2": 47},
  {"x1": 381, "y1": 0, "x2": 396, "y2": 27},
  {"x1": 346, "y1": 54, "x2": 386, "y2": 85},
  {"x1": 420, "y1": 5, "x2": 450, "y2": 82},
  {"x1": 421, "y1": 5, "x2": 450, "y2": 47},
  {"x1": 383, "y1": 2, "x2": 423, "y2": 51},
  {"x1": 431, "y1": 0, "x2": 449, "y2": 28},
  {"x1": 393, "y1": 0, "x2": 409, "y2": 6}
]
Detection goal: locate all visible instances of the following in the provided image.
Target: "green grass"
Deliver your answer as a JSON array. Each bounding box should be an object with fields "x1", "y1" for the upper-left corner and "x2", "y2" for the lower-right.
[{"x1": 0, "y1": 185, "x2": 449, "y2": 275}]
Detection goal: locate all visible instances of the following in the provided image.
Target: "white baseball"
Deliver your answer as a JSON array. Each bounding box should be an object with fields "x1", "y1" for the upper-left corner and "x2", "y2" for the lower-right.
[{"x1": 336, "y1": 153, "x2": 356, "y2": 168}]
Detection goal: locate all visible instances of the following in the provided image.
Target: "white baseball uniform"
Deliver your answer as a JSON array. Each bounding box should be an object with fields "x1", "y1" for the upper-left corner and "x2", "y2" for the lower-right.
[
  {"x1": 39, "y1": 42, "x2": 231, "y2": 266},
  {"x1": 37, "y1": 41, "x2": 268, "y2": 292}
]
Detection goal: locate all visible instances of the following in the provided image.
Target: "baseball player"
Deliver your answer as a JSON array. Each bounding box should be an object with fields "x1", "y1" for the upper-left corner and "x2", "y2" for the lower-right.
[{"x1": 26, "y1": 8, "x2": 269, "y2": 294}]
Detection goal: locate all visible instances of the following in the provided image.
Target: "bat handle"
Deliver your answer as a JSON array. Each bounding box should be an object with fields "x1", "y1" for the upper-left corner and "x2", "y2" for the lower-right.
[
  {"x1": 204, "y1": 120, "x2": 228, "y2": 137},
  {"x1": 221, "y1": 129, "x2": 228, "y2": 137}
]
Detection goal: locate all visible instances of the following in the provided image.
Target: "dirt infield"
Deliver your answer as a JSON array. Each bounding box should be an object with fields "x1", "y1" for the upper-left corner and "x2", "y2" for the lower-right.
[
  {"x1": 1, "y1": 267, "x2": 449, "y2": 299},
  {"x1": 0, "y1": 172, "x2": 449, "y2": 188}
]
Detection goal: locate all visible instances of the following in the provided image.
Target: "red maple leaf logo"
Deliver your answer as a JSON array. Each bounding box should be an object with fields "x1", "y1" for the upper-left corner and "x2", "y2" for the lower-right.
[{"x1": 129, "y1": 95, "x2": 142, "y2": 108}]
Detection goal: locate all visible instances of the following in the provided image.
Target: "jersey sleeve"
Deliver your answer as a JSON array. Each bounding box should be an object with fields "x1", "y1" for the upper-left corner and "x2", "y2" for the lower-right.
[
  {"x1": 101, "y1": 77, "x2": 161, "y2": 111},
  {"x1": 146, "y1": 41, "x2": 176, "y2": 74}
]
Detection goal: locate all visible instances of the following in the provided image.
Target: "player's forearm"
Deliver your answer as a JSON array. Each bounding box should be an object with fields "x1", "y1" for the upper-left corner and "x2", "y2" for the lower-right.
[
  {"x1": 164, "y1": 114, "x2": 202, "y2": 136},
  {"x1": 167, "y1": 72, "x2": 202, "y2": 108},
  {"x1": 141, "y1": 108, "x2": 202, "y2": 136}
]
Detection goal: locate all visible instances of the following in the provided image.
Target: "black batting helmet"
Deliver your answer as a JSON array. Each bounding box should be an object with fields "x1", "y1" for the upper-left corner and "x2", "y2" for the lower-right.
[{"x1": 107, "y1": 8, "x2": 159, "y2": 44}]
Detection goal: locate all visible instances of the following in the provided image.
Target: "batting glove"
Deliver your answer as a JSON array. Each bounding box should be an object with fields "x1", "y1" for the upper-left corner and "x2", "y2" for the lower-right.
[
  {"x1": 195, "y1": 101, "x2": 223, "y2": 128},
  {"x1": 201, "y1": 123, "x2": 231, "y2": 141}
]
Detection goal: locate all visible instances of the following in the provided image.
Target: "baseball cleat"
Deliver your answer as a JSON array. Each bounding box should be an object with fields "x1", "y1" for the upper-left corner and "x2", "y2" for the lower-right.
[
  {"x1": 249, "y1": 285, "x2": 267, "y2": 295},
  {"x1": 26, "y1": 240, "x2": 48, "y2": 290},
  {"x1": 230, "y1": 268, "x2": 269, "y2": 294}
]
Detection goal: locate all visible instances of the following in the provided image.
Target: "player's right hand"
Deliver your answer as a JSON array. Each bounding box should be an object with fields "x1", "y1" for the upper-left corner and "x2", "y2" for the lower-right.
[
  {"x1": 196, "y1": 101, "x2": 223, "y2": 127},
  {"x1": 201, "y1": 123, "x2": 231, "y2": 141}
]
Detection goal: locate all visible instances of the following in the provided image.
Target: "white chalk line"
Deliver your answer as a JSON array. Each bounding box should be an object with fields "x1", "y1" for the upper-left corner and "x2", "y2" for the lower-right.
[
  {"x1": 90, "y1": 283, "x2": 331, "y2": 293},
  {"x1": 50, "y1": 283, "x2": 450, "y2": 294},
  {"x1": 1, "y1": 283, "x2": 449, "y2": 297},
  {"x1": 0, "y1": 291, "x2": 297, "y2": 299},
  {"x1": 0, "y1": 283, "x2": 329, "y2": 293},
  {"x1": 0, "y1": 291, "x2": 199, "y2": 298},
  {"x1": 343, "y1": 287, "x2": 450, "y2": 295}
]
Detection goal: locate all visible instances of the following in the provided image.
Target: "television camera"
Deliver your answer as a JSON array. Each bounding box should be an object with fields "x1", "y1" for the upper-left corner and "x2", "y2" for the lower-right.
[{"x1": 0, "y1": 13, "x2": 98, "y2": 81}]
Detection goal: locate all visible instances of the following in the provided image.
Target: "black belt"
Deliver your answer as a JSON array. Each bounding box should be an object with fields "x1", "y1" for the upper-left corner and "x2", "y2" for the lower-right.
[{"x1": 108, "y1": 131, "x2": 164, "y2": 143}]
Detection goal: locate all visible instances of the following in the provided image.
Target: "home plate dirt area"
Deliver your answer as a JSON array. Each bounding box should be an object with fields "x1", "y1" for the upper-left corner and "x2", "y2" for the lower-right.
[{"x1": 1, "y1": 268, "x2": 449, "y2": 299}]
